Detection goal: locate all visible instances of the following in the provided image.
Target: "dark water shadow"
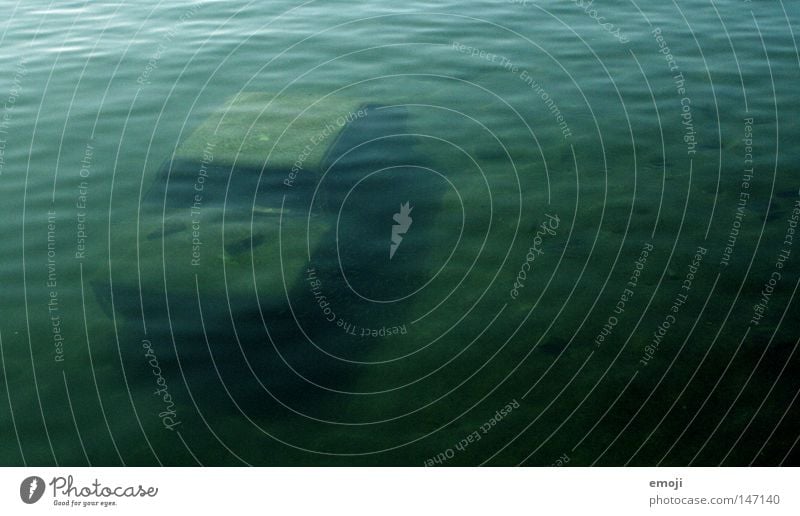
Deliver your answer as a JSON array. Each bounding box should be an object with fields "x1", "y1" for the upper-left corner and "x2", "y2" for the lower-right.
[{"x1": 98, "y1": 104, "x2": 455, "y2": 426}]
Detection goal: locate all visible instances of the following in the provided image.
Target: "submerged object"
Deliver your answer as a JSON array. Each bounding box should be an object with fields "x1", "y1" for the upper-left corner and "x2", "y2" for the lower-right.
[
  {"x1": 143, "y1": 92, "x2": 369, "y2": 310},
  {"x1": 93, "y1": 91, "x2": 456, "y2": 406},
  {"x1": 98, "y1": 92, "x2": 368, "y2": 319}
]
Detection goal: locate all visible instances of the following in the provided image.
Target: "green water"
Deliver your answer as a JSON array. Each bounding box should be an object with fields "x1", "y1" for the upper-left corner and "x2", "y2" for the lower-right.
[{"x1": 0, "y1": 0, "x2": 798, "y2": 466}]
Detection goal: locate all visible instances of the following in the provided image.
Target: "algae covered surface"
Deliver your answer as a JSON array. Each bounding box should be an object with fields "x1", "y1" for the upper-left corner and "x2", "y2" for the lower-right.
[{"x1": 175, "y1": 91, "x2": 367, "y2": 170}]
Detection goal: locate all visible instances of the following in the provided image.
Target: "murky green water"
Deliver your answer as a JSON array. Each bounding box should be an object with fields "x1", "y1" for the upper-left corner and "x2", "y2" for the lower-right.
[{"x1": 0, "y1": 0, "x2": 798, "y2": 466}]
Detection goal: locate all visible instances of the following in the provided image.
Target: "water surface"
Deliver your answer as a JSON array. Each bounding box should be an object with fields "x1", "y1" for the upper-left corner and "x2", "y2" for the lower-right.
[{"x1": 0, "y1": 0, "x2": 798, "y2": 466}]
